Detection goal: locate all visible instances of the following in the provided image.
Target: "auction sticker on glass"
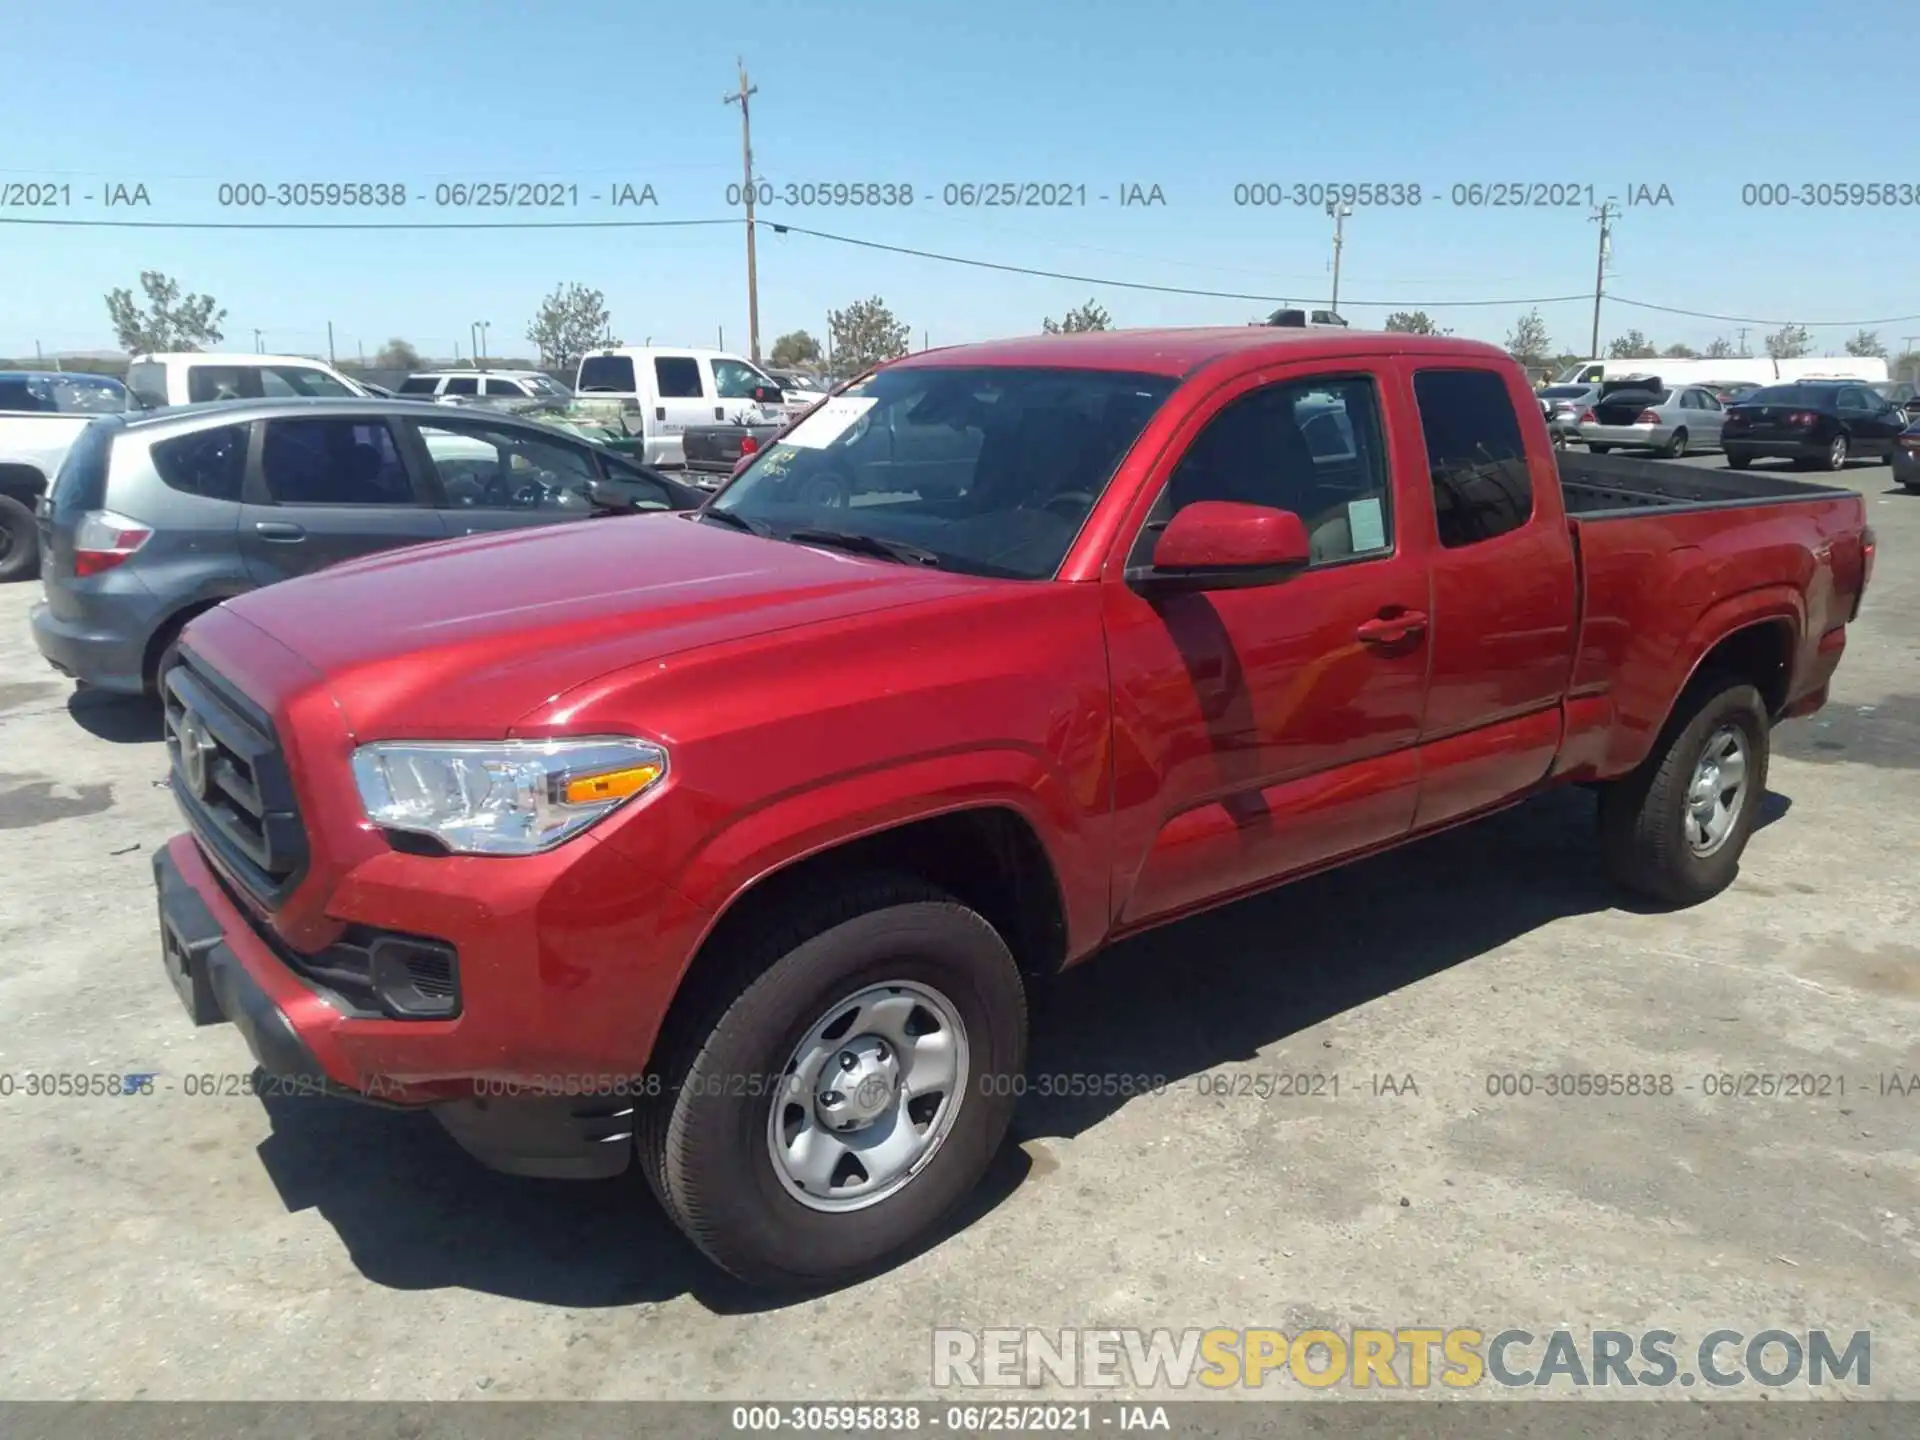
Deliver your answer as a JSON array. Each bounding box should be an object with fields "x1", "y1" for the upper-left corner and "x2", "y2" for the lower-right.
[{"x1": 782, "y1": 397, "x2": 877, "y2": 449}]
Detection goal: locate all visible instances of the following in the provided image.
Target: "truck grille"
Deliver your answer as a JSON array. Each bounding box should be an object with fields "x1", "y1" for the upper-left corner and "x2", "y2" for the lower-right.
[{"x1": 163, "y1": 651, "x2": 308, "y2": 905}]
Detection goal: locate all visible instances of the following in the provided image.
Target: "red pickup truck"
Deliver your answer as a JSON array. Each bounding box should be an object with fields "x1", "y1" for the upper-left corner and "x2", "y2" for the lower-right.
[{"x1": 153, "y1": 328, "x2": 1873, "y2": 1287}]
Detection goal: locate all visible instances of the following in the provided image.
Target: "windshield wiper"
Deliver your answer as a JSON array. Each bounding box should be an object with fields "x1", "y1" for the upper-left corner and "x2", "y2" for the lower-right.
[
  {"x1": 785, "y1": 527, "x2": 942, "y2": 567},
  {"x1": 698, "y1": 507, "x2": 771, "y2": 536}
]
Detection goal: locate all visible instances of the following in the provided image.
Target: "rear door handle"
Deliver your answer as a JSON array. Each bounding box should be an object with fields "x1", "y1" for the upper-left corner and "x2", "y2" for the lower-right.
[
  {"x1": 1356, "y1": 609, "x2": 1428, "y2": 645},
  {"x1": 253, "y1": 521, "x2": 306, "y2": 542}
]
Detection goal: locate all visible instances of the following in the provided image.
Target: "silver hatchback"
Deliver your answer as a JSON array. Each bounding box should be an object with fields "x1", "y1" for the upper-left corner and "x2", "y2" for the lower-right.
[{"x1": 29, "y1": 397, "x2": 699, "y2": 695}]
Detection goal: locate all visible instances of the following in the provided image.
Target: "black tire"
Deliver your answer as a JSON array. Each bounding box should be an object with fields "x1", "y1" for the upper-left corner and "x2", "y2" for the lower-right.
[
  {"x1": 1725, "y1": 450, "x2": 1753, "y2": 470},
  {"x1": 1588, "y1": 444, "x2": 1612, "y2": 455},
  {"x1": 638, "y1": 874, "x2": 1027, "y2": 1288},
  {"x1": 150, "y1": 633, "x2": 184, "y2": 699},
  {"x1": 0, "y1": 493, "x2": 38, "y2": 584},
  {"x1": 1662, "y1": 428, "x2": 1689, "y2": 459},
  {"x1": 1598, "y1": 678, "x2": 1770, "y2": 906}
]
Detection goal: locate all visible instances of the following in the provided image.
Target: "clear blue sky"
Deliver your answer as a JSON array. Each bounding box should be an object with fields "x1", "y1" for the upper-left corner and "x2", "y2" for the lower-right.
[{"x1": 4, "y1": 0, "x2": 1913, "y2": 363}]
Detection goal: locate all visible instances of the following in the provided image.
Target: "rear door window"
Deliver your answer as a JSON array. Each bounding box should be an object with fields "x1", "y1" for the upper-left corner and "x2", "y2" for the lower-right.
[
  {"x1": 654, "y1": 356, "x2": 705, "y2": 398},
  {"x1": 260, "y1": 366, "x2": 356, "y2": 398},
  {"x1": 188, "y1": 366, "x2": 261, "y2": 403},
  {"x1": 260, "y1": 417, "x2": 416, "y2": 505},
  {"x1": 1411, "y1": 368, "x2": 1534, "y2": 548},
  {"x1": 577, "y1": 355, "x2": 636, "y2": 394},
  {"x1": 149, "y1": 423, "x2": 249, "y2": 501}
]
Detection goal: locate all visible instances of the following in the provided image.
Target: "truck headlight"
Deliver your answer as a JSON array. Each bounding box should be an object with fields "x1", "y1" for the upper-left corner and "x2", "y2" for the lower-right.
[{"x1": 350, "y1": 738, "x2": 668, "y2": 855}]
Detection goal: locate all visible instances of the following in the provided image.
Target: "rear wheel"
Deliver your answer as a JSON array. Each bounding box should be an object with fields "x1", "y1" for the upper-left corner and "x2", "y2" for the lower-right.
[
  {"x1": 0, "y1": 493, "x2": 38, "y2": 583},
  {"x1": 1725, "y1": 450, "x2": 1753, "y2": 470},
  {"x1": 1662, "y1": 428, "x2": 1689, "y2": 459},
  {"x1": 1588, "y1": 444, "x2": 1612, "y2": 455},
  {"x1": 637, "y1": 874, "x2": 1027, "y2": 1288},
  {"x1": 1824, "y1": 434, "x2": 1850, "y2": 471},
  {"x1": 1599, "y1": 678, "x2": 1769, "y2": 906}
]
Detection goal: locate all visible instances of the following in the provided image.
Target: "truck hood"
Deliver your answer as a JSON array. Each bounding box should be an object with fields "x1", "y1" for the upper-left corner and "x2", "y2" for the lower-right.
[{"x1": 221, "y1": 514, "x2": 981, "y2": 738}]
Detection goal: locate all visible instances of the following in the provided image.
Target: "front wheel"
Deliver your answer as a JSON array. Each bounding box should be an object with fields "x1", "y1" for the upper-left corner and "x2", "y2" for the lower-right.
[
  {"x1": 1598, "y1": 679, "x2": 1769, "y2": 906},
  {"x1": 0, "y1": 493, "x2": 38, "y2": 584},
  {"x1": 638, "y1": 875, "x2": 1027, "y2": 1288}
]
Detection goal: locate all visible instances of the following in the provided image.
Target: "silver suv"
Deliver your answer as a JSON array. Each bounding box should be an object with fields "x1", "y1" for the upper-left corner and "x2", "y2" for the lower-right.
[{"x1": 29, "y1": 397, "x2": 699, "y2": 695}]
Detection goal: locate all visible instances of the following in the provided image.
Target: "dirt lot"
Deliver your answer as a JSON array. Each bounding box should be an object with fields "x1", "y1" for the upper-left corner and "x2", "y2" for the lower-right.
[{"x1": 1, "y1": 455, "x2": 1916, "y2": 1406}]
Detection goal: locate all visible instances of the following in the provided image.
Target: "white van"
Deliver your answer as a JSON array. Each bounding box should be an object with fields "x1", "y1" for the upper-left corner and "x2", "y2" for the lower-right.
[
  {"x1": 572, "y1": 346, "x2": 787, "y2": 466},
  {"x1": 124, "y1": 352, "x2": 372, "y2": 409}
]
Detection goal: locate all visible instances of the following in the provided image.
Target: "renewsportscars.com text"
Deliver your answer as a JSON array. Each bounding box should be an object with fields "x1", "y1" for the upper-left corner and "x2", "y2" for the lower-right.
[{"x1": 931, "y1": 1327, "x2": 1871, "y2": 1391}]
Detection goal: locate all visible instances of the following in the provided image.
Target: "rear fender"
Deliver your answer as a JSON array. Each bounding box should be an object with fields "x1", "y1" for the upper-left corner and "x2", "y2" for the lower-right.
[{"x1": 1610, "y1": 584, "x2": 1802, "y2": 774}]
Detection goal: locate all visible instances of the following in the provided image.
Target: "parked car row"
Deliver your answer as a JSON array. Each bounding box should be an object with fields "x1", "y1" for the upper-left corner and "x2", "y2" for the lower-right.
[{"x1": 1540, "y1": 371, "x2": 1920, "y2": 474}]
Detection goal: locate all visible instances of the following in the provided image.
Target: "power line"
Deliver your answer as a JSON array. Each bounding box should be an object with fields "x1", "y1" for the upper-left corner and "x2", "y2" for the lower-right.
[
  {"x1": 4, "y1": 210, "x2": 1915, "y2": 327},
  {"x1": 762, "y1": 220, "x2": 1587, "y2": 309}
]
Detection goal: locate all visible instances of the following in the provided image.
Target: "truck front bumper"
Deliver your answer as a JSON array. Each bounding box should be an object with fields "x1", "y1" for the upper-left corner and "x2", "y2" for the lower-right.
[{"x1": 151, "y1": 831, "x2": 711, "y2": 1178}]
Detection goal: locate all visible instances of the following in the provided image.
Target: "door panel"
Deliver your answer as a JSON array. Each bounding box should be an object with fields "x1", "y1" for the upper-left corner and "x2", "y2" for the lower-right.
[
  {"x1": 1403, "y1": 364, "x2": 1578, "y2": 830},
  {"x1": 239, "y1": 416, "x2": 447, "y2": 584},
  {"x1": 1103, "y1": 366, "x2": 1431, "y2": 927}
]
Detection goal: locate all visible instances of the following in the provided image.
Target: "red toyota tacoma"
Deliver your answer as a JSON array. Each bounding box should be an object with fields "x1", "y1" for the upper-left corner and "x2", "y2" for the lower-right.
[{"x1": 153, "y1": 329, "x2": 1873, "y2": 1287}]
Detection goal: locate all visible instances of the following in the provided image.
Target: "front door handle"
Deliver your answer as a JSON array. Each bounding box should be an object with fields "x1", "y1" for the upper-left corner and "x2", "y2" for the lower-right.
[
  {"x1": 253, "y1": 521, "x2": 306, "y2": 542},
  {"x1": 1356, "y1": 608, "x2": 1428, "y2": 645}
]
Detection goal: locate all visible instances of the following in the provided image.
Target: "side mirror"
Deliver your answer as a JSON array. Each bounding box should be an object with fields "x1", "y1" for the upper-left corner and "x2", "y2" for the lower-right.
[{"x1": 1128, "y1": 500, "x2": 1312, "y2": 595}]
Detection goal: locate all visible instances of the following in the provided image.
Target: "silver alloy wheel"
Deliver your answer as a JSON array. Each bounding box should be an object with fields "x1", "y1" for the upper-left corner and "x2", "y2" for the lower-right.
[
  {"x1": 1669, "y1": 430, "x2": 1688, "y2": 457},
  {"x1": 1684, "y1": 724, "x2": 1749, "y2": 857},
  {"x1": 1829, "y1": 436, "x2": 1848, "y2": 469},
  {"x1": 767, "y1": 980, "x2": 971, "y2": 1213}
]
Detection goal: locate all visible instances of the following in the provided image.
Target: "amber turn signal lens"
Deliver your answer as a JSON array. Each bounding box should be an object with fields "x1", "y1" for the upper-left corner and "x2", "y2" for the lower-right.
[{"x1": 563, "y1": 764, "x2": 663, "y2": 805}]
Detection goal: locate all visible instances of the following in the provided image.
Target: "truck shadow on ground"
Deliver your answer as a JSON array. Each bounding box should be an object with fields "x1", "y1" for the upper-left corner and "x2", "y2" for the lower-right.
[{"x1": 249, "y1": 783, "x2": 1790, "y2": 1314}]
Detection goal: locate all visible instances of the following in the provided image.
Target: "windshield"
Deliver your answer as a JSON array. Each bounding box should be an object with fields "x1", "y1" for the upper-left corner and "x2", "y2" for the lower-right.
[{"x1": 708, "y1": 364, "x2": 1178, "y2": 579}]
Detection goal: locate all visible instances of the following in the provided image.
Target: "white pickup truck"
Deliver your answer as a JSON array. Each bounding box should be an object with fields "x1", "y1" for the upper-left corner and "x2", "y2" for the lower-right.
[{"x1": 0, "y1": 371, "x2": 133, "y2": 581}]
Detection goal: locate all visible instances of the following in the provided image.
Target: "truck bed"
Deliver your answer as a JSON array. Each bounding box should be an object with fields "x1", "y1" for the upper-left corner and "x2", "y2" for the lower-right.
[{"x1": 1557, "y1": 449, "x2": 1854, "y2": 516}]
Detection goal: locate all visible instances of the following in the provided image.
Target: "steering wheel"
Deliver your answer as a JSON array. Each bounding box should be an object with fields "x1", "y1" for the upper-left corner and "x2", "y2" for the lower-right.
[{"x1": 788, "y1": 453, "x2": 855, "y2": 510}]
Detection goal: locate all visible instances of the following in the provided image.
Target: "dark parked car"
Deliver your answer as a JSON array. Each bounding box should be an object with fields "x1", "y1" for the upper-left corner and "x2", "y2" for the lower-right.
[
  {"x1": 29, "y1": 398, "x2": 702, "y2": 695},
  {"x1": 1893, "y1": 421, "x2": 1920, "y2": 491},
  {"x1": 1721, "y1": 382, "x2": 1911, "y2": 471}
]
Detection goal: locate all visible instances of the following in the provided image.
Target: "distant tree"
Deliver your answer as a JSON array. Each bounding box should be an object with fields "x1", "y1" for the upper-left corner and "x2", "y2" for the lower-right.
[
  {"x1": 1844, "y1": 329, "x2": 1887, "y2": 358},
  {"x1": 1703, "y1": 337, "x2": 1735, "y2": 358},
  {"x1": 373, "y1": 338, "x2": 422, "y2": 370},
  {"x1": 1661, "y1": 342, "x2": 1698, "y2": 359},
  {"x1": 769, "y1": 330, "x2": 823, "y2": 369},
  {"x1": 1607, "y1": 329, "x2": 1658, "y2": 359},
  {"x1": 828, "y1": 296, "x2": 910, "y2": 376},
  {"x1": 526, "y1": 282, "x2": 613, "y2": 373},
  {"x1": 1766, "y1": 323, "x2": 1812, "y2": 360},
  {"x1": 1383, "y1": 310, "x2": 1447, "y2": 335},
  {"x1": 1504, "y1": 308, "x2": 1553, "y2": 369},
  {"x1": 105, "y1": 271, "x2": 226, "y2": 353},
  {"x1": 1042, "y1": 299, "x2": 1112, "y2": 334}
]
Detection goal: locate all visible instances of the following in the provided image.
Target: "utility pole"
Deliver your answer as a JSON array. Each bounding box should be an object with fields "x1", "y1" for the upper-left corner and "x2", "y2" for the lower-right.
[
  {"x1": 1736, "y1": 327, "x2": 1749, "y2": 358},
  {"x1": 252, "y1": 328, "x2": 263, "y2": 352},
  {"x1": 34, "y1": 340, "x2": 43, "y2": 363},
  {"x1": 470, "y1": 323, "x2": 480, "y2": 367},
  {"x1": 1902, "y1": 336, "x2": 1920, "y2": 381},
  {"x1": 479, "y1": 321, "x2": 490, "y2": 366},
  {"x1": 724, "y1": 59, "x2": 762, "y2": 364},
  {"x1": 1588, "y1": 200, "x2": 1617, "y2": 357},
  {"x1": 327, "y1": 321, "x2": 335, "y2": 366},
  {"x1": 1325, "y1": 201, "x2": 1353, "y2": 314}
]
